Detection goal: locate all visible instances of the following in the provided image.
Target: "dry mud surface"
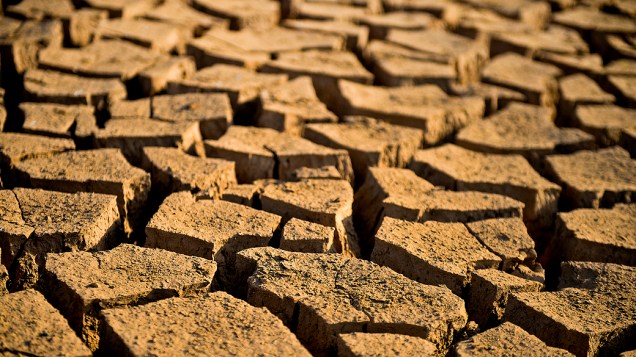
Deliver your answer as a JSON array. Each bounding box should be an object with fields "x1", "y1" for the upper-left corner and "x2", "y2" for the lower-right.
[{"x1": 0, "y1": 0, "x2": 635, "y2": 356}]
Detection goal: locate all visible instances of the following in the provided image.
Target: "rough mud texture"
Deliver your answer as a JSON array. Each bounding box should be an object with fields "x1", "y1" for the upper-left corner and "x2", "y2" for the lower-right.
[
  {"x1": 0, "y1": 132, "x2": 75, "y2": 169},
  {"x1": 2, "y1": 0, "x2": 636, "y2": 355},
  {"x1": 372, "y1": 217, "x2": 501, "y2": 295},
  {"x1": 12, "y1": 148, "x2": 150, "y2": 235},
  {"x1": 168, "y1": 64, "x2": 287, "y2": 109},
  {"x1": 454, "y1": 322, "x2": 573, "y2": 356},
  {"x1": 152, "y1": 92, "x2": 232, "y2": 140},
  {"x1": 260, "y1": 178, "x2": 359, "y2": 256},
  {"x1": 20, "y1": 103, "x2": 95, "y2": 138},
  {"x1": 504, "y1": 260, "x2": 636, "y2": 356},
  {"x1": 0, "y1": 289, "x2": 91, "y2": 356},
  {"x1": 572, "y1": 105, "x2": 636, "y2": 147},
  {"x1": 555, "y1": 204, "x2": 635, "y2": 265},
  {"x1": 24, "y1": 69, "x2": 126, "y2": 109},
  {"x1": 44, "y1": 244, "x2": 216, "y2": 351},
  {"x1": 465, "y1": 217, "x2": 538, "y2": 271},
  {"x1": 205, "y1": 126, "x2": 354, "y2": 183},
  {"x1": 544, "y1": 147, "x2": 636, "y2": 209},
  {"x1": 4, "y1": 188, "x2": 119, "y2": 290},
  {"x1": 257, "y1": 76, "x2": 337, "y2": 135},
  {"x1": 334, "y1": 80, "x2": 484, "y2": 145},
  {"x1": 354, "y1": 167, "x2": 524, "y2": 243},
  {"x1": 100, "y1": 292, "x2": 310, "y2": 356},
  {"x1": 411, "y1": 144, "x2": 561, "y2": 226},
  {"x1": 456, "y1": 103, "x2": 595, "y2": 158},
  {"x1": 238, "y1": 247, "x2": 467, "y2": 354},
  {"x1": 280, "y1": 217, "x2": 336, "y2": 253},
  {"x1": 94, "y1": 118, "x2": 202, "y2": 164},
  {"x1": 141, "y1": 146, "x2": 236, "y2": 197},
  {"x1": 467, "y1": 269, "x2": 543, "y2": 328},
  {"x1": 304, "y1": 117, "x2": 423, "y2": 180},
  {"x1": 145, "y1": 191, "x2": 280, "y2": 288},
  {"x1": 481, "y1": 53, "x2": 562, "y2": 107},
  {"x1": 386, "y1": 28, "x2": 489, "y2": 86},
  {"x1": 337, "y1": 332, "x2": 438, "y2": 356}
]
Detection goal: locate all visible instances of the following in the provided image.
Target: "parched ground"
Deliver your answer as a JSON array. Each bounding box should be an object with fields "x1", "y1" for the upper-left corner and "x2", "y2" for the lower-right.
[{"x1": 0, "y1": 0, "x2": 635, "y2": 356}]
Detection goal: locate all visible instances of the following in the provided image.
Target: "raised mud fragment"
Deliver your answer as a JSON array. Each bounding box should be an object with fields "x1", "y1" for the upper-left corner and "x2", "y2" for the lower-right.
[
  {"x1": 538, "y1": 52, "x2": 605, "y2": 78},
  {"x1": 44, "y1": 244, "x2": 216, "y2": 351},
  {"x1": 20, "y1": 102, "x2": 94, "y2": 139},
  {"x1": 544, "y1": 147, "x2": 636, "y2": 209},
  {"x1": 9, "y1": 188, "x2": 119, "y2": 290},
  {"x1": 280, "y1": 217, "x2": 336, "y2": 253},
  {"x1": 0, "y1": 19, "x2": 63, "y2": 75},
  {"x1": 354, "y1": 167, "x2": 525, "y2": 241},
  {"x1": 466, "y1": 270, "x2": 543, "y2": 328},
  {"x1": 6, "y1": 0, "x2": 75, "y2": 20},
  {"x1": 257, "y1": 76, "x2": 338, "y2": 135},
  {"x1": 460, "y1": 0, "x2": 551, "y2": 30},
  {"x1": 141, "y1": 0, "x2": 228, "y2": 37},
  {"x1": 504, "y1": 263, "x2": 636, "y2": 356},
  {"x1": 372, "y1": 217, "x2": 501, "y2": 295},
  {"x1": 359, "y1": 11, "x2": 442, "y2": 40},
  {"x1": 100, "y1": 292, "x2": 310, "y2": 356},
  {"x1": 141, "y1": 147, "x2": 236, "y2": 197},
  {"x1": 145, "y1": 192, "x2": 280, "y2": 287},
  {"x1": 38, "y1": 40, "x2": 162, "y2": 81},
  {"x1": 450, "y1": 82, "x2": 526, "y2": 115},
  {"x1": 553, "y1": 7, "x2": 636, "y2": 35},
  {"x1": 261, "y1": 50, "x2": 373, "y2": 109},
  {"x1": 13, "y1": 149, "x2": 150, "y2": 235},
  {"x1": 0, "y1": 289, "x2": 91, "y2": 357},
  {"x1": 607, "y1": 75, "x2": 636, "y2": 107},
  {"x1": 453, "y1": 7, "x2": 531, "y2": 41},
  {"x1": 382, "y1": 0, "x2": 463, "y2": 22},
  {"x1": 186, "y1": 31, "x2": 270, "y2": 70},
  {"x1": 238, "y1": 247, "x2": 467, "y2": 354},
  {"x1": 0, "y1": 132, "x2": 75, "y2": 170},
  {"x1": 260, "y1": 179, "x2": 359, "y2": 256},
  {"x1": 481, "y1": 53, "x2": 562, "y2": 107},
  {"x1": 490, "y1": 26, "x2": 589, "y2": 58},
  {"x1": 68, "y1": 9, "x2": 108, "y2": 47},
  {"x1": 108, "y1": 98, "x2": 151, "y2": 119},
  {"x1": 465, "y1": 217, "x2": 538, "y2": 271},
  {"x1": 555, "y1": 204, "x2": 635, "y2": 265},
  {"x1": 454, "y1": 322, "x2": 573, "y2": 356},
  {"x1": 192, "y1": 0, "x2": 280, "y2": 31},
  {"x1": 573, "y1": 105, "x2": 636, "y2": 147},
  {"x1": 168, "y1": 64, "x2": 287, "y2": 110},
  {"x1": 304, "y1": 118, "x2": 423, "y2": 180},
  {"x1": 204, "y1": 126, "x2": 278, "y2": 183},
  {"x1": 83, "y1": 0, "x2": 153, "y2": 19},
  {"x1": 205, "y1": 126, "x2": 354, "y2": 183},
  {"x1": 24, "y1": 69, "x2": 126, "y2": 109},
  {"x1": 369, "y1": 52, "x2": 456, "y2": 89},
  {"x1": 0, "y1": 190, "x2": 34, "y2": 270},
  {"x1": 95, "y1": 118, "x2": 202, "y2": 164},
  {"x1": 152, "y1": 92, "x2": 232, "y2": 140},
  {"x1": 96, "y1": 18, "x2": 189, "y2": 54},
  {"x1": 282, "y1": 19, "x2": 369, "y2": 52},
  {"x1": 411, "y1": 144, "x2": 561, "y2": 226},
  {"x1": 456, "y1": 103, "x2": 595, "y2": 159},
  {"x1": 337, "y1": 332, "x2": 437, "y2": 356},
  {"x1": 136, "y1": 56, "x2": 196, "y2": 96},
  {"x1": 290, "y1": 166, "x2": 343, "y2": 181},
  {"x1": 558, "y1": 260, "x2": 636, "y2": 292},
  {"x1": 202, "y1": 27, "x2": 343, "y2": 58},
  {"x1": 221, "y1": 184, "x2": 260, "y2": 207},
  {"x1": 385, "y1": 29, "x2": 489, "y2": 86},
  {"x1": 558, "y1": 74, "x2": 615, "y2": 121},
  {"x1": 334, "y1": 80, "x2": 484, "y2": 145}
]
